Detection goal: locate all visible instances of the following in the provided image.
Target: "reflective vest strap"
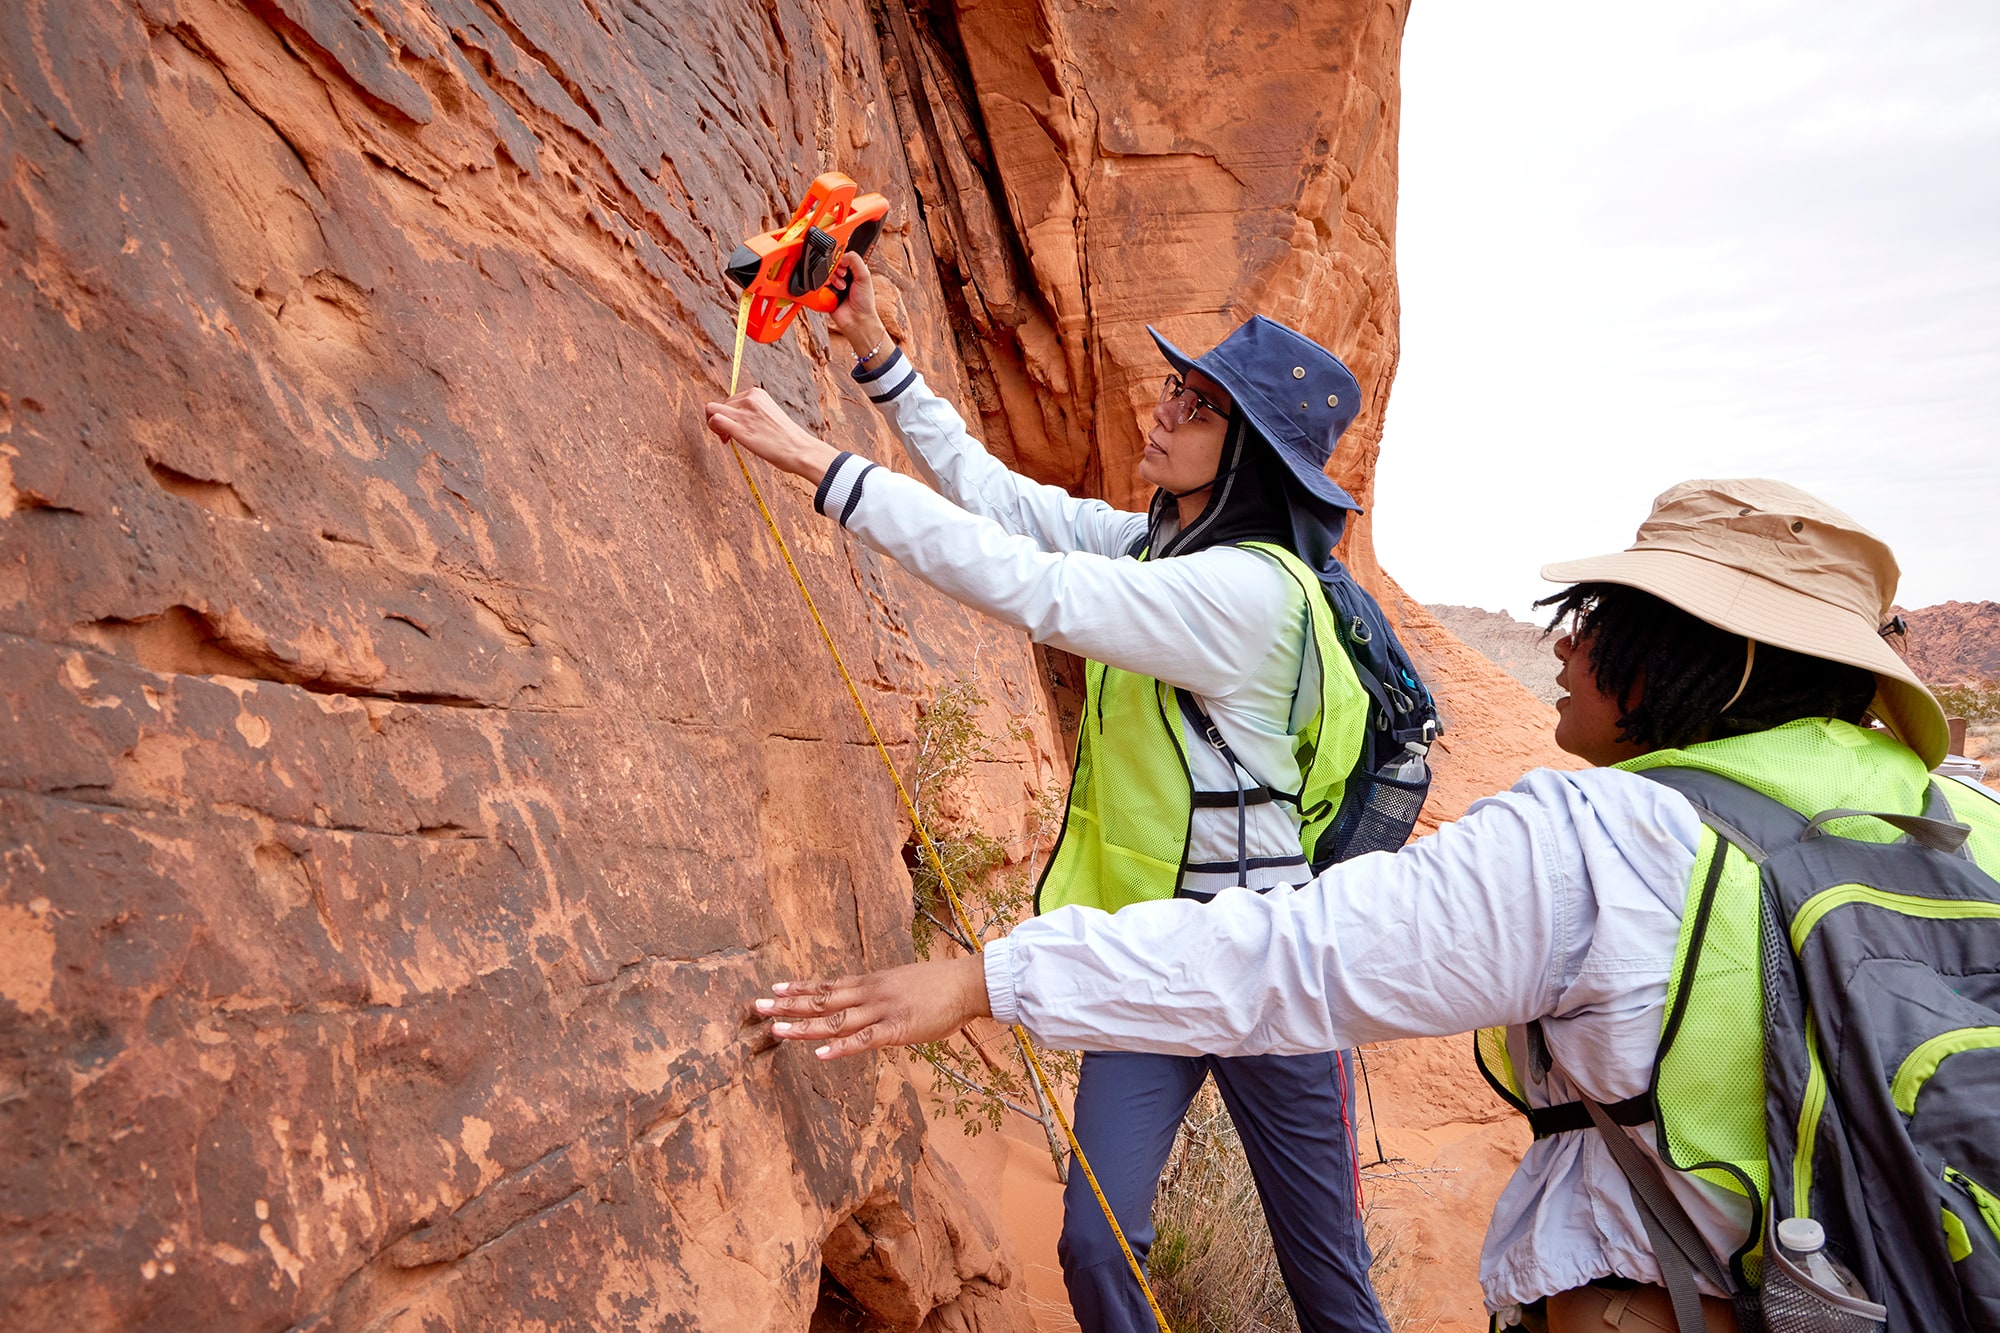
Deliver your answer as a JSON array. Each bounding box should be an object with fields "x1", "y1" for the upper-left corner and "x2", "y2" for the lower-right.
[
  {"x1": 1035, "y1": 541, "x2": 1362, "y2": 915},
  {"x1": 1650, "y1": 834, "x2": 1736, "y2": 1069},
  {"x1": 1523, "y1": 1091, "x2": 1656, "y2": 1141},
  {"x1": 1239, "y1": 542, "x2": 1367, "y2": 862},
  {"x1": 1191, "y1": 787, "x2": 1277, "y2": 808}
]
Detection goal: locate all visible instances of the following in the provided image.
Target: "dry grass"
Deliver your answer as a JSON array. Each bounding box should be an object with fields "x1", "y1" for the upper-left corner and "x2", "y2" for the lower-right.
[
  {"x1": 1148, "y1": 1083, "x2": 1437, "y2": 1333},
  {"x1": 1363, "y1": 1203, "x2": 1439, "y2": 1333}
]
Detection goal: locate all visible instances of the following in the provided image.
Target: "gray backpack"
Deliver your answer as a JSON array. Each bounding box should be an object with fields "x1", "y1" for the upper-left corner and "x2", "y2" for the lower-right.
[{"x1": 1585, "y1": 768, "x2": 2000, "y2": 1332}]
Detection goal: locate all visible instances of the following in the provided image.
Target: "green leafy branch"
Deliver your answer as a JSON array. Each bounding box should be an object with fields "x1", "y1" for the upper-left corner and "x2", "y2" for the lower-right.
[{"x1": 903, "y1": 673, "x2": 1076, "y2": 1168}]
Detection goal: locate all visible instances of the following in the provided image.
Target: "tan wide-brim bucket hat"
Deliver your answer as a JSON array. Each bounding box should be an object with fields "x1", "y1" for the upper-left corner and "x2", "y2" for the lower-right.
[{"x1": 1542, "y1": 479, "x2": 1948, "y2": 768}]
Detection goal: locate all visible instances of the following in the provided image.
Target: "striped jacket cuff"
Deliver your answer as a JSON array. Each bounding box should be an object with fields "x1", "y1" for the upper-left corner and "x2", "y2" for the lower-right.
[
  {"x1": 852, "y1": 346, "x2": 917, "y2": 403},
  {"x1": 813, "y1": 451, "x2": 877, "y2": 526}
]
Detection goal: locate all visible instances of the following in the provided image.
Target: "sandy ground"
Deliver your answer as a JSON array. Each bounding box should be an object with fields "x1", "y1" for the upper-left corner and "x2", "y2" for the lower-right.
[
  {"x1": 915, "y1": 1056, "x2": 1080, "y2": 1332},
  {"x1": 1349, "y1": 1037, "x2": 1531, "y2": 1333}
]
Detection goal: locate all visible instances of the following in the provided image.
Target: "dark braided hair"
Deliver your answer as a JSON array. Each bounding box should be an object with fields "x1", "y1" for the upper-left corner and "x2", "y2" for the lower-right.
[{"x1": 1534, "y1": 582, "x2": 1879, "y2": 751}]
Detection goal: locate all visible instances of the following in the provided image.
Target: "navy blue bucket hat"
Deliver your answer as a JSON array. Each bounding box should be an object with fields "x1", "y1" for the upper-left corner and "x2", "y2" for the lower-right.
[{"x1": 1148, "y1": 315, "x2": 1363, "y2": 514}]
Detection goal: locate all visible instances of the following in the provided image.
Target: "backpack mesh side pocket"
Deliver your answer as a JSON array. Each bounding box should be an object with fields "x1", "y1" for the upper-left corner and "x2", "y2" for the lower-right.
[
  {"x1": 1322, "y1": 764, "x2": 1428, "y2": 864},
  {"x1": 1759, "y1": 1242, "x2": 1884, "y2": 1333}
]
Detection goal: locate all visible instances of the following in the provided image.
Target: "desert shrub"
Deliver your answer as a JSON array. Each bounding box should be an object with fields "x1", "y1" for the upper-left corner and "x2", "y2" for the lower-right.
[
  {"x1": 1934, "y1": 681, "x2": 2000, "y2": 726},
  {"x1": 1149, "y1": 1084, "x2": 1295, "y2": 1333},
  {"x1": 903, "y1": 675, "x2": 1076, "y2": 1139},
  {"x1": 1151, "y1": 1083, "x2": 1435, "y2": 1333}
]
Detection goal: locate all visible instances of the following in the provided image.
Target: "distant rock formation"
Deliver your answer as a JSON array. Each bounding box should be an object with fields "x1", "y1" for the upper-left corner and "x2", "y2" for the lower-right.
[
  {"x1": 1897, "y1": 601, "x2": 2000, "y2": 685},
  {"x1": 1426, "y1": 605, "x2": 1561, "y2": 705},
  {"x1": 1434, "y1": 598, "x2": 2000, "y2": 702}
]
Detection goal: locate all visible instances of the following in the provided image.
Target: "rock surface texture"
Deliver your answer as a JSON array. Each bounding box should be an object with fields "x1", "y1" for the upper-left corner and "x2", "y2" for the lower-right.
[
  {"x1": 1, "y1": 1, "x2": 1568, "y2": 1330},
  {"x1": 0, "y1": 1, "x2": 1060, "y2": 1327}
]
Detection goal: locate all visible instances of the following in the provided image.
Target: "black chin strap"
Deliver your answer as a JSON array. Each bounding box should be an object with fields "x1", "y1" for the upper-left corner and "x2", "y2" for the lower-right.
[
  {"x1": 1155, "y1": 418, "x2": 1248, "y2": 555},
  {"x1": 1150, "y1": 415, "x2": 1293, "y2": 561}
]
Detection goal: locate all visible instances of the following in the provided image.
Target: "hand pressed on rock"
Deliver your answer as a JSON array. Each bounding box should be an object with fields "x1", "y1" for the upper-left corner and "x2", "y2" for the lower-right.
[
  {"x1": 703, "y1": 387, "x2": 840, "y2": 484},
  {"x1": 755, "y1": 955, "x2": 991, "y2": 1059}
]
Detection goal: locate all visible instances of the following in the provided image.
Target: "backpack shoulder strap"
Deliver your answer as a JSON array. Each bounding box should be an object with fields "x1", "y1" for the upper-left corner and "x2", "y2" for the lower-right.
[
  {"x1": 1244, "y1": 540, "x2": 1441, "y2": 748},
  {"x1": 1634, "y1": 765, "x2": 1810, "y2": 863},
  {"x1": 1579, "y1": 1086, "x2": 1738, "y2": 1330},
  {"x1": 1638, "y1": 765, "x2": 1975, "y2": 859}
]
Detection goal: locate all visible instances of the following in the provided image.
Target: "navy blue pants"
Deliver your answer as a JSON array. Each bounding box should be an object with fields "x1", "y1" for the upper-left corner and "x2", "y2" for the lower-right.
[{"x1": 1058, "y1": 1049, "x2": 1389, "y2": 1333}]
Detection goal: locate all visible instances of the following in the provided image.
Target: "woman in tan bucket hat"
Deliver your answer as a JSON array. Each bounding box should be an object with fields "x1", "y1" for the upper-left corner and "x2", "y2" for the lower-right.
[
  {"x1": 755, "y1": 480, "x2": 2000, "y2": 1332},
  {"x1": 1536, "y1": 478, "x2": 1947, "y2": 771}
]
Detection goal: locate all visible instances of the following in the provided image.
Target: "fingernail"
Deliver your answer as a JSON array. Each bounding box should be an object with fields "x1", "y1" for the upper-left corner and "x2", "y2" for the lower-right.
[
  {"x1": 772, "y1": 982, "x2": 791, "y2": 995},
  {"x1": 815, "y1": 1046, "x2": 831, "y2": 1058},
  {"x1": 772, "y1": 1021, "x2": 792, "y2": 1033},
  {"x1": 754, "y1": 998, "x2": 773, "y2": 1012}
]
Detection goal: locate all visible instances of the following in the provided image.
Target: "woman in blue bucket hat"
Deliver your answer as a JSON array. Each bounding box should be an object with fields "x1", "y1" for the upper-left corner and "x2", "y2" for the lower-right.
[{"x1": 707, "y1": 254, "x2": 1392, "y2": 1333}]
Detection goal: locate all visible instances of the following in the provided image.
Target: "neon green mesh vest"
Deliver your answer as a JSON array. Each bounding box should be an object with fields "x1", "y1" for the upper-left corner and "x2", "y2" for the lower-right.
[
  {"x1": 1475, "y1": 718, "x2": 2000, "y2": 1274},
  {"x1": 1034, "y1": 542, "x2": 1368, "y2": 915}
]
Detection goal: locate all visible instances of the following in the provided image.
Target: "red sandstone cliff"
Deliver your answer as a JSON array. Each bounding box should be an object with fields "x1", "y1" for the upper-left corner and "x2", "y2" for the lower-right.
[
  {"x1": 0, "y1": 2, "x2": 1564, "y2": 1329},
  {"x1": 1, "y1": 2, "x2": 1059, "y2": 1326}
]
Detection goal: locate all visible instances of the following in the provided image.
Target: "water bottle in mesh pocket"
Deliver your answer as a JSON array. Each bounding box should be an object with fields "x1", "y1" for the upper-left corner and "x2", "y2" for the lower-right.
[
  {"x1": 1319, "y1": 748, "x2": 1430, "y2": 866},
  {"x1": 1758, "y1": 1241, "x2": 1885, "y2": 1333},
  {"x1": 1312, "y1": 556, "x2": 1441, "y2": 868}
]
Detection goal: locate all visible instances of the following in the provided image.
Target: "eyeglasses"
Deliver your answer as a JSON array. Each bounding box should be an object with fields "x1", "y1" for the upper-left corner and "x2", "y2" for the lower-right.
[{"x1": 1159, "y1": 374, "x2": 1231, "y2": 427}]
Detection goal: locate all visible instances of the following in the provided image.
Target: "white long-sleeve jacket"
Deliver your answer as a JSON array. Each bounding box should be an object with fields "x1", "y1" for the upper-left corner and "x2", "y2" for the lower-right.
[
  {"x1": 984, "y1": 766, "x2": 2000, "y2": 1312},
  {"x1": 811, "y1": 349, "x2": 1756, "y2": 1313},
  {"x1": 984, "y1": 763, "x2": 1735, "y2": 1316},
  {"x1": 809, "y1": 348, "x2": 1745, "y2": 1314},
  {"x1": 817, "y1": 349, "x2": 1329, "y2": 891}
]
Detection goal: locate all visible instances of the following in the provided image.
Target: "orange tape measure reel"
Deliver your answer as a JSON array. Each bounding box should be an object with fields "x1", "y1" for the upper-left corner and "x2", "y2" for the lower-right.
[{"x1": 725, "y1": 172, "x2": 889, "y2": 344}]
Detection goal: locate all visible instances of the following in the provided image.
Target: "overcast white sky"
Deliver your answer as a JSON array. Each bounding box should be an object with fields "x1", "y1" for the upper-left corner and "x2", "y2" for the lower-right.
[{"x1": 1375, "y1": 0, "x2": 2000, "y2": 622}]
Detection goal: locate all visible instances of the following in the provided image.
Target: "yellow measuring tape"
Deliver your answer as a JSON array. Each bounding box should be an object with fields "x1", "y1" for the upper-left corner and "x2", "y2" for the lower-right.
[{"x1": 725, "y1": 293, "x2": 1172, "y2": 1332}]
